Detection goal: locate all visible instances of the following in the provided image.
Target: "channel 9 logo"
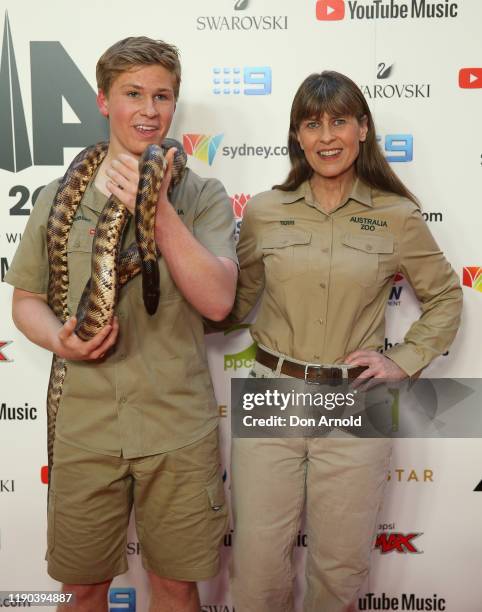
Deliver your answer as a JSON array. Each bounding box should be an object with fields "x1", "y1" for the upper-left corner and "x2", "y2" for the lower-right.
[
  {"x1": 212, "y1": 66, "x2": 272, "y2": 95},
  {"x1": 378, "y1": 134, "x2": 414, "y2": 162},
  {"x1": 109, "y1": 588, "x2": 136, "y2": 611}
]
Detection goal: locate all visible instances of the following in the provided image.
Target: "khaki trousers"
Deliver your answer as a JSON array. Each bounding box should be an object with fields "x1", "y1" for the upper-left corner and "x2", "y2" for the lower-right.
[{"x1": 230, "y1": 360, "x2": 392, "y2": 612}]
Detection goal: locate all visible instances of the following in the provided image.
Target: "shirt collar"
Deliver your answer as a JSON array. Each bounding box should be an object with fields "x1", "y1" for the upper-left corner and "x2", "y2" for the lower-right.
[
  {"x1": 280, "y1": 177, "x2": 373, "y2": 208},
  {"x1": 80, "y1": 178, "x2": 109, "y2": 215}
]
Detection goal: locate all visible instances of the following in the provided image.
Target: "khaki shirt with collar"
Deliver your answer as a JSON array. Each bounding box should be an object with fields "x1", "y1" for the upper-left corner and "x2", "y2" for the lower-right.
[
  {"x1": 232, "y1": 178, "x2": 462, "y2": 376},
  {"x1": 6, "y1": 168, "x2": 237, "y2": 458}
]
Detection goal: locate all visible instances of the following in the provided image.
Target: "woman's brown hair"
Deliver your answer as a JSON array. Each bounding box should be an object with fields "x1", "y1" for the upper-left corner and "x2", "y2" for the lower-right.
[{"x1": 274, "y1": 71, "x2": 417, "y2": 204}]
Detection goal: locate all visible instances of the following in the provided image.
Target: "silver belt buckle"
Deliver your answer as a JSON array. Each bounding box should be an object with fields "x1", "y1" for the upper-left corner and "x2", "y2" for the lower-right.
[{"x1": 304, "y1": 363, "x2": 323, "y2": 385}]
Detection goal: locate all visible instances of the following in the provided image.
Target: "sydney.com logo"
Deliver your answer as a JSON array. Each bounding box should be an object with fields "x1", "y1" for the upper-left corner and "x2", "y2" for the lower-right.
[{"x1": 182, "y1": 134, "x2": 224, "y2": 166}]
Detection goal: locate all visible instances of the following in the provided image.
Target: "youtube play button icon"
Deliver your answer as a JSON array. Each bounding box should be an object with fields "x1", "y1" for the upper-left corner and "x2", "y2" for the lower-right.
[
  {"x1": 459, "y1": 67, "x2": 482, "y2": 89},
  {"x1": 316, "y1": 0, "x2": 345, "y2": 21}
]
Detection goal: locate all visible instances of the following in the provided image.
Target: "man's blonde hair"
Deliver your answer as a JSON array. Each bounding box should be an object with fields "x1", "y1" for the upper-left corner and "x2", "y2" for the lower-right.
[{"x1": 96, "y1": 36, "x2": 181, "y2": 99}]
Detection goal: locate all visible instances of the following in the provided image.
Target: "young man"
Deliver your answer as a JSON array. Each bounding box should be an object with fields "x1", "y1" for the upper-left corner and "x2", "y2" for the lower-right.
[{"x1": 6, "y1": 37, "x2": 237, "y2": 612}]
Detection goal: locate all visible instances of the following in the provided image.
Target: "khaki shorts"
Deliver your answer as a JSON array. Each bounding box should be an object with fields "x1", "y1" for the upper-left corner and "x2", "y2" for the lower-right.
[{"x1": 47, "y1": 428, "x2": 228, "y2": 584}]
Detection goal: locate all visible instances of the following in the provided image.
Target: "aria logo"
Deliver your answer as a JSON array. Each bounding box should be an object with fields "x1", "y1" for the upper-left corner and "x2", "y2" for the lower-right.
[
  {"x1": 360, "y1": 62, "x2": 431, "y2": 99},
  {"x1": 196, "y1": 0, "x2": 288, "y2": 31},
  {"x1": 182, "y1": 134, "x2": 223, "y2": 166},
  {"x1": 0, "y1": 12, "x2": 107, "y2": 173}
]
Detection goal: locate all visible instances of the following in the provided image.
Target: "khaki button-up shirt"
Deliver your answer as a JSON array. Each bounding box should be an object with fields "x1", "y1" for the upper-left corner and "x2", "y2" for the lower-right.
[
  {"x1": 232, "y1": 179, "x2": 462, "y2": 376},
  {"x1": 6, "y1": 168, "x2": 237, "y2": 458}
]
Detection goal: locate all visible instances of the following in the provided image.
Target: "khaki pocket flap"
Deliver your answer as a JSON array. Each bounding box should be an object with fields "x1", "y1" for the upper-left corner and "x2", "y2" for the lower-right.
[
  {"x1": 342, "y1": 232, "x2": 394, "y2": 254},
  {"x1": 262, "y1": 230, "x2": 312, "y2": 249}
]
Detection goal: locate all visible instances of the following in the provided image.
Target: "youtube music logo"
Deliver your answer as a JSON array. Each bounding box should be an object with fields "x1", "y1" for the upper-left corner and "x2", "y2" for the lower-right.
[
  {"x1": 316, "y1": 0, "x2": 345, "y2": 20},
  {"x1": 316, "y1": 0, "x2": 458, "y2": 21},
  {"x1": 459, "y1": 68, "x2": 482, "y2": 89}
]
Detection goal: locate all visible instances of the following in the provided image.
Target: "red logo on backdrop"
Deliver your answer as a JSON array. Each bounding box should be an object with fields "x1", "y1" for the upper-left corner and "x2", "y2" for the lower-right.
[
  {"x1": 316, "y1": 0, "x2": 345, "y2": 20},
  {"x1": 462, "y1": 267, "x2": 482, "y2": 292},
  {"x1": 41, "y1": 466, "x2": 48, "y2": 484},
  {"x1": 230, "y1": 194, "x2": 251, "y2": 218},
  {"x1": 0, "y1": 341, "x2": 13, "y2": 362},
  {"x1": 459, "y1": 68, "x2": 482, "y2": 89},
  {"x1": 375, "y1": 532, "x2": 423, "y2": 554}
]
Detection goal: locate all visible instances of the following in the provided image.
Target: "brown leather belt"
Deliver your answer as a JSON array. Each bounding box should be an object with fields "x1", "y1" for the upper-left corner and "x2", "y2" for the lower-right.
[{"x1": 255, "y1": 347, "x2": 367, "y2": 384}]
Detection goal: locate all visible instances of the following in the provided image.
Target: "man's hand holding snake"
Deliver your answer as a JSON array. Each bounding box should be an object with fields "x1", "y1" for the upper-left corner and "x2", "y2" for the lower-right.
[
  {"x1": 105, "y1": 146, "x2": 176, "y2": 217},
  {"x1": 54, "y1": 315, "x2": 119, "y2": 361},
  {"x1": 105, "y1": 153, "x2": 140, "y2": 214}
]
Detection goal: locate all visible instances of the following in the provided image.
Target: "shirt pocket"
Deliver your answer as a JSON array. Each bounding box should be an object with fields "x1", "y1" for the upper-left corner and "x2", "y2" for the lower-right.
[
  {"x1": 261, "y1": 229, "x2": 312, "y2": 282},
  {"x1": 341, "y1": 232, "x2": 395, "y2": 288},
  {"x1": 66, "y1": 231, "x2": 94, "y2": 313}
]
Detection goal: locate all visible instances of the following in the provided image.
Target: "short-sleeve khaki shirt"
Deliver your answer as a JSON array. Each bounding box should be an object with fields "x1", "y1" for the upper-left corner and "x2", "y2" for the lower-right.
[
  {"x1": 232, "y1": 179, "x2": 462, "y2": 376},
  {"x1": 6, "y1": 168, "x2": 237, "y2": 458}
]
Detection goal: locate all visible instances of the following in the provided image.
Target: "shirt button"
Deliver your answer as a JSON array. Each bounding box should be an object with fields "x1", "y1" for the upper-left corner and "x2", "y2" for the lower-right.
[
  {"x1": 74, "y1": 240, "x2": 80, "y2": 248},
  {"x1": 120, "y1": 396, "x2": 127, "y2": 404},
  {"x1": 318, "y1": 319, "x2": 323, "y2": 325},
  {"x1": 119, "y1": 353, "x2": 126, "y2": 360},
  {"x1": 314, "y1": 354, "x2": 320, "y2": 360},
  {"x1": 319, "y1": 282, "x2": 326, "y2": 289},
  {"x1": 366, "y1": 244, "x2": 373, "y2": 251},
  {"x1": 322, "y1": 248, "x2": 329, "y2": 253}
]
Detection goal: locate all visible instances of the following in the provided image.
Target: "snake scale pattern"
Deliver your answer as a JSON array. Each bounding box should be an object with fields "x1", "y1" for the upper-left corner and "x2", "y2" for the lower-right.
[{"x1": 46, "y1": 140, "x2": 187, "y2": 482}]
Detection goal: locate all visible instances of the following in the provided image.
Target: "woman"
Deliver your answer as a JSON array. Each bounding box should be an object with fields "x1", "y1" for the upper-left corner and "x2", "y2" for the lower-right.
[{"x1": 228, "y1": 71, "x2": 462, "y2": 612}]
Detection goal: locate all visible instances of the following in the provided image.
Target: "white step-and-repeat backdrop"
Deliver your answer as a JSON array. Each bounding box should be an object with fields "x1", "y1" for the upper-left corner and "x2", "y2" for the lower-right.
[{"x1": 1, "y1": 1, "x2": 481, "y2": 610}]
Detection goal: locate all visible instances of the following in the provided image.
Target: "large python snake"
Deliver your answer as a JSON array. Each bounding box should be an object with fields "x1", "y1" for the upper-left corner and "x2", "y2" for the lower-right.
[{"x1": 46, "y1": 139, "x2": 187, "y2": 482}]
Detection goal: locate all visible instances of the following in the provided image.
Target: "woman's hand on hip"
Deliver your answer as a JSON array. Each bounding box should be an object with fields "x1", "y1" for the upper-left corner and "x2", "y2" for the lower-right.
[{"x1": 344, "y1": 349, "x2": 408, "y2": 389}]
